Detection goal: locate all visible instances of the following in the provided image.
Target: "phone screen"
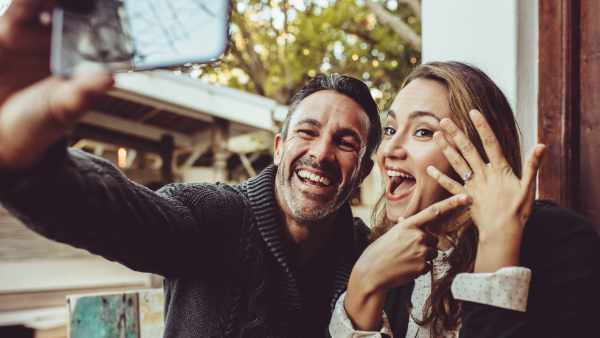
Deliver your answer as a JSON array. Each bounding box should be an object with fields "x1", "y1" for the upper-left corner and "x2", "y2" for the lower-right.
[{"x1": 51, "y1": 0, "x2": 230, "y2": 76}]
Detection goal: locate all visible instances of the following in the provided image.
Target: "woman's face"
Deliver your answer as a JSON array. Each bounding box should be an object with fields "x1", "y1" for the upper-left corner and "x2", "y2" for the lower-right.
[{"x1": 377, "y1": 78, "x2": 455, "y2": 222}]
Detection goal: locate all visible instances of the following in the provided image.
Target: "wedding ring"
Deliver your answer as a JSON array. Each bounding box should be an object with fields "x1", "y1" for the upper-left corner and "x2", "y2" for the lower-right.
[{"x1": 462, "y1": 170, "x2": 473, "y2": 182}]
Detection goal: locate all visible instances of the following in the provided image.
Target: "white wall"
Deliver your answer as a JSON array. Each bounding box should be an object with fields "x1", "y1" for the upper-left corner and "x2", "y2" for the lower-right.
[{"x1": 422, "y1": 0, "x2": 538, "y2": 157}]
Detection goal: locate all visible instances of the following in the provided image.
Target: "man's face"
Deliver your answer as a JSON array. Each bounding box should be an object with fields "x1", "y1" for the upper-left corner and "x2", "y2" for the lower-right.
[{"x1": 274, "y1": 90, "x2": 372, "y2": 224}]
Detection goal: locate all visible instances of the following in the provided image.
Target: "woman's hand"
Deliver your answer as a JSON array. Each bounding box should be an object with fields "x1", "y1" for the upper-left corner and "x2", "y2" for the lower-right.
[
  {"x1": 426, "y1": 109, "x2": 545, "y2": 273},
  {"x1": 345, "y1": 194, "x2": 472, "y2": 330}
]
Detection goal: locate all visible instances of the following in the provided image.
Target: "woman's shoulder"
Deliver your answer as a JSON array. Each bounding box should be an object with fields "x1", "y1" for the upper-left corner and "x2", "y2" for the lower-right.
[
  {"x1": 522, "y1": 200, "x2": 600, "y2": 265},
  {"x1": 526, "y1": 200, "x2": 597, "y2": 238}
]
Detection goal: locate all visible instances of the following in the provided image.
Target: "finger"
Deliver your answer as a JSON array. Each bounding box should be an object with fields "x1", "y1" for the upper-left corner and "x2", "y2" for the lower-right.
[
  {"x1": 468, "y1": 109, "x2": 512, "y2": 172},
  {"x1": 440, "y1": 117, "x2": 486, "y2": 175},
  {"x1": 2, "y1": 0, "x2": 54, "y2": 25},
  {"x1": 521, "y1": 144, "x2": 545, "y2": 191},
  {"x1": 407, "y1": 194, "x2": 472, "y2": 228},
  {"x1": 426, "y1": 165, "x2": 464, "y2": 195},
  {"x1": 48, "y1": 68, "x2": 114, "y2": 125},
  {"x1": 434, "y1": 131, "x2": 473, "y2": 184}
]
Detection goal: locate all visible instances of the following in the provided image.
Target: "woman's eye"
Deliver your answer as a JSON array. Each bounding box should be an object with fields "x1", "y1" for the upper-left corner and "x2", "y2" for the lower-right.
[
  {"x1": 383, "y1": 127, "x2": 396, "y2": 136},
  {"x1": 415, "y1": 129, "x2": 434, "y2": 138}
]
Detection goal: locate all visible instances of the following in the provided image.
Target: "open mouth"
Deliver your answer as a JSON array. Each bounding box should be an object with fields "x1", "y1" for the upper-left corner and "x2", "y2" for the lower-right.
[
  {"x1": 295, "y1": 168, "x2": 334, "y2": 188},
  {"x1": 386, "y1": 169, "x2": 416, "y2": 201}
]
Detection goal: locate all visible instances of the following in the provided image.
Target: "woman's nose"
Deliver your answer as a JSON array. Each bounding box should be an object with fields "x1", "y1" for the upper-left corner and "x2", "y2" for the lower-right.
[{"x1": 382, "y1": 136, "x2": 408, "y2": 160}]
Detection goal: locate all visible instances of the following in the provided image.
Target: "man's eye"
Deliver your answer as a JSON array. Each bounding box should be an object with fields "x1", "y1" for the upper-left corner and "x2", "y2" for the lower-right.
[
  {"x1": 415, "y1": 129, "x2": 434, "y2": 138},
  {"x1": 297, "y1": 129, "x2": 317, "y2": 137},
  {"x1": 383, "y1": 127, "x2": 396, "y2": 136},
  {"x1": 338, "y1": 140, "x2": 359, "y2": 152}
]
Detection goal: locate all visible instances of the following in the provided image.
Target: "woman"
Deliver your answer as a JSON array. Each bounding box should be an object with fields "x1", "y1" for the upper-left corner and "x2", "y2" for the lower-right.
[{"x1": 330, "y1": 62, "x2": 600, "y2": 337}]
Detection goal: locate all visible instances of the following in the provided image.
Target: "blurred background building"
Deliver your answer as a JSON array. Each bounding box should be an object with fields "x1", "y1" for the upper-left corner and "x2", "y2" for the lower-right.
[{"x1": 1, "y1": 0, "x2": 599, "y2": 336}]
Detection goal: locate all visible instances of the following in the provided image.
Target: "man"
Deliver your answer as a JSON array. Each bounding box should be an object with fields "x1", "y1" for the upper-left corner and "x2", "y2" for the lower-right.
[
  {"x1": 1, "y1": 2, "x2": 477, "y2": 337},
  {"x1": 0, "y1": 1, "x2": 382, "y2": 336}
]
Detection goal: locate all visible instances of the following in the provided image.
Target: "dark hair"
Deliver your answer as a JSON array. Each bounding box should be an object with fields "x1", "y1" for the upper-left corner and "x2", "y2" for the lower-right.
[{"x1": 280, "y1": 74, "x2": 382, "y2": 166}]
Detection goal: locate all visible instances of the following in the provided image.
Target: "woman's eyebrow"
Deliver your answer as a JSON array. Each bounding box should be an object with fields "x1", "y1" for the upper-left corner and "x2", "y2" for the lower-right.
[{"x1": 408, "y1": 110, "x2": 441, "y2": 121}]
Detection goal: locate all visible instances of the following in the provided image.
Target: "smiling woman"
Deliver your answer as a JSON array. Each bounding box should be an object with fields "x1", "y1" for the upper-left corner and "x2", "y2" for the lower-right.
[{"x1": 330, "y1": 61, "x2": 600, "y2": 338}]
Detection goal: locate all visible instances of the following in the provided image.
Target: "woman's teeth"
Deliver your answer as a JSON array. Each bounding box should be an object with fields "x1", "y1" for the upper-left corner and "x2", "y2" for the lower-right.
[
  {"x1": 386, "y1": 170, "x2": 414, "y2": 180},
  {"x1": 387, "y1": 170, "x2": 416, "y2": 196},
  {"x1": 297, "y1": 169, "x2": 332, "y2": 186}
]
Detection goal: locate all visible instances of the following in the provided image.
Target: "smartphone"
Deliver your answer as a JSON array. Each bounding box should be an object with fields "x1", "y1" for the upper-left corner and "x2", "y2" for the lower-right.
[{"x1": 51, "y1": 0, "x2": 230, "y2": 76}]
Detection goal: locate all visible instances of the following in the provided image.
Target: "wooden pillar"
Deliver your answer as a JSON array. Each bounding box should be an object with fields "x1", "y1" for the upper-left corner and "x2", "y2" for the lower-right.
[
  {"x1": 159, "y1": 134, "x2": 175, "y2": 183},
  {"x1": 538, "y1": 0, "x2": 580, "y2": 209},
  {"x1": 212, "y1": 119, "x2": 229, "y2": 182}
]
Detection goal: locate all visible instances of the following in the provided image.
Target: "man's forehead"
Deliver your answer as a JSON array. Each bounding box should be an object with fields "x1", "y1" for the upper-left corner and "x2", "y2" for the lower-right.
[{"x1": 289, "y1": 90, "x2": 370, "y2": 134}]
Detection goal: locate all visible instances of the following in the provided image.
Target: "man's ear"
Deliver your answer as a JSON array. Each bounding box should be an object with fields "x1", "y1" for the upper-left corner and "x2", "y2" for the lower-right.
[
  {"x1": 358, "y1": 158, "x2": 374, "y2": 185},
  {"x1": 273, "y1": 133, "x2": 283, "y2": 166}
]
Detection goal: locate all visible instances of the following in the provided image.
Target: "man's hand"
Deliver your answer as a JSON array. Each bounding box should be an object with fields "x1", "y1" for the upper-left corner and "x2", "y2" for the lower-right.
[{"x1": 0, "y1": 0, "x2": 113, "y2": 171}]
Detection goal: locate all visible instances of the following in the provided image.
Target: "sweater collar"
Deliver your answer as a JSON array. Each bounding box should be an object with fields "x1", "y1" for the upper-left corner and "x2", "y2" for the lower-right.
[{"x1": 243, "y1": 165, "x2": 360, "y2": 313}]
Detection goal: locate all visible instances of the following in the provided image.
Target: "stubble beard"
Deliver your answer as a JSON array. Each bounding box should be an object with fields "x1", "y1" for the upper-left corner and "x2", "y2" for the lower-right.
[{"x1": 276, "y1": 159, "x2": 358, "y2": 225}]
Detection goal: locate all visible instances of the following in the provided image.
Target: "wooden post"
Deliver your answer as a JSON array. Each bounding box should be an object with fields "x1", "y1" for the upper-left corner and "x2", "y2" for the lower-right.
[
  {"x1": 159, "y1": 134, "x2": 175, "y2": 183},
  {"x1": 212, "y1": 119, "x2": 230, "y2": 182},
  {"x1": 538, "y1": 0, "x2": 580, "y2": 208}
]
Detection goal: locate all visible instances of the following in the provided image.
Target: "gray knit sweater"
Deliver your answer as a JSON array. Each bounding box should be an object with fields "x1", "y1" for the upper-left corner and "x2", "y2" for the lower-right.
[{"x1": 0, "y1": 144, "x2": 370, "y2": 337}]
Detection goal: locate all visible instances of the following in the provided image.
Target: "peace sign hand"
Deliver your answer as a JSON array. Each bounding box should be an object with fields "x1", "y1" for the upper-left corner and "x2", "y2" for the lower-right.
[
  {"x1": 345, "y1": 193, "x2": 472, "y2": 330},
  {"x1": 426, "y1": 109, "x2": 546, "y2": 272}
]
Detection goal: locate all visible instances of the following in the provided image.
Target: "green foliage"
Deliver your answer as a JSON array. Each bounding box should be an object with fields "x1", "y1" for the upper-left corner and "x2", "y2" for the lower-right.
[{"x1": 185, "y1": 0, "x2": 421, "y2": 109}]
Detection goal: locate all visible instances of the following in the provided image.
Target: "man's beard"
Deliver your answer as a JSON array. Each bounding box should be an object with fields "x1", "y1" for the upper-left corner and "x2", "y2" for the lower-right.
[{"x1": 276, "y1": 153, "x2": 359, "y2": 224}]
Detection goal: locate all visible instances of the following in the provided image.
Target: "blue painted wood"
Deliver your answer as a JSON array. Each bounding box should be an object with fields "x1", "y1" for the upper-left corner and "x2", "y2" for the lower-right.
[{"x1": 69, "y1": 293, "x2": 139, "y2": 338}]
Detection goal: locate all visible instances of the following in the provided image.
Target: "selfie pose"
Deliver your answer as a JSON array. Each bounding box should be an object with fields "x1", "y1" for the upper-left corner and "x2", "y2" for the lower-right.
[
  {"x1": 330, "y1": 62, "x2": 600, "y2": 338},
  {"x1": 0, "y1": 1, "x2": 414, "y2": 337}
]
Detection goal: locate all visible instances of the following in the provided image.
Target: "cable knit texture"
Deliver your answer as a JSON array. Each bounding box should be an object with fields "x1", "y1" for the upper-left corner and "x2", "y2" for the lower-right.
[{"x1": 0, "y1": 143, "x2": 370, "y2": 337}]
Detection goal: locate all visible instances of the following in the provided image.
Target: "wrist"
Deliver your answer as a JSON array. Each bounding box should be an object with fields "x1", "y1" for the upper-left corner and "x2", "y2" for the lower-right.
[
  {"x1": 475, "y1": 234, "x2": 522, "y2": 273},
  {"x1": 345, "y1": 267, "x2": 387, "y2": 331}
]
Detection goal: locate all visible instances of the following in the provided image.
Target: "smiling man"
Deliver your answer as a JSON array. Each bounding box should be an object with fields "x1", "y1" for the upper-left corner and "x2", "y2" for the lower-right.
[{"x1": 0, "y1": 3, "x2": 382, "y2": 336}]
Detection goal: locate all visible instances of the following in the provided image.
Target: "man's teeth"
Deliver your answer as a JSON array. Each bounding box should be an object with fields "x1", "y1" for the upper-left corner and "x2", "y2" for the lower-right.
[
  {"x1": 297, "y1": 170, "x2": 332, "y2": 186},
  {"x1": 386, "y1": 170, "x2": 414, "y2": 180}
]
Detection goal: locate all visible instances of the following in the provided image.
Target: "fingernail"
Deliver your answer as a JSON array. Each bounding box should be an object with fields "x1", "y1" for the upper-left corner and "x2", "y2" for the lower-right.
[
  {"x1": 426, "y1": 165, "x2": 436, "y2": 175},
  {"x1": 459, "y1": 194, "x2": 472, "y2": 203}
]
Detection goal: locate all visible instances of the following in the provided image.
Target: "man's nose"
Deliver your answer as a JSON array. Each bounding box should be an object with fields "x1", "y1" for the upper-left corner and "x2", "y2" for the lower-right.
[{"x1": 308, "y1": 136, "x2": 336, "y2": 163}]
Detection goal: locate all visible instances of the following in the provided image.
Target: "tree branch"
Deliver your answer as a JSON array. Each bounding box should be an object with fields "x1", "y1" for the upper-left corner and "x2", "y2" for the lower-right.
[
  {"x1": 399, "y1": 0, "x2": 421, "y2": 18},
  {"x1": 365, "y1": 0, "x2": 421, "y2": 51}
]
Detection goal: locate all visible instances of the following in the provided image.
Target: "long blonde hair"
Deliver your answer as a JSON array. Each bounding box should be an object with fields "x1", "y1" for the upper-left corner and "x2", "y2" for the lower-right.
[{"x1": 371, "y1": 61, "x2": 523, "y2": 334}]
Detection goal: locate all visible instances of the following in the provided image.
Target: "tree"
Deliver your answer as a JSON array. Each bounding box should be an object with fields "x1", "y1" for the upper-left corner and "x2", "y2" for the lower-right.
[{"x1": 185, "y1": 0, "x2": 421, "y2": 108}]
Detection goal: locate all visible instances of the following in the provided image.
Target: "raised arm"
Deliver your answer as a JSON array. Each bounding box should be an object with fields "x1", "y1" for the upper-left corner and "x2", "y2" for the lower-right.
[{"x1": 0, "y1": 1, "x2": 246, "y2": 278}]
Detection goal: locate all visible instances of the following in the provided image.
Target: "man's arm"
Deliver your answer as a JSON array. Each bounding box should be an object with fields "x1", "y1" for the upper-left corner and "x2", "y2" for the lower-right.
[
  {"x1": 1, "y1": 142, "x2": 247, "y2": 277},
  {"x1": 0, "y1": 1, "x2": 246, "y2": 277}
]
